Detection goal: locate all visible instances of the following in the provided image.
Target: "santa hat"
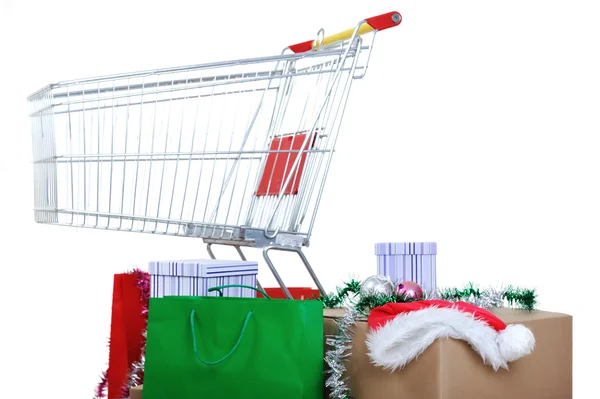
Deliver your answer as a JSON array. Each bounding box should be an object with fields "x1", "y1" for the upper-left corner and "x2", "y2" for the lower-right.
[{"x1": 366, "y1": 300, "x2": 535, "y2": 371}]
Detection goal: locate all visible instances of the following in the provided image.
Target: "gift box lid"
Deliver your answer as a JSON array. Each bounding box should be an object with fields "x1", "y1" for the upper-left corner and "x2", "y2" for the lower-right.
[
  {"x1": 148, "y1": 259, "x2": 259, "y2": 277},
  {"x1": 375, "y1": 242, "x2": 437, "y2": 255}
]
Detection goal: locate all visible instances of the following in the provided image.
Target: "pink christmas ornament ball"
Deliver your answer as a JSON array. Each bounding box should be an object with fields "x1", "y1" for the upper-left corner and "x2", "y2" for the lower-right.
[{"x1": 395, "y1": 281, "x2": 424, "y2": 300}]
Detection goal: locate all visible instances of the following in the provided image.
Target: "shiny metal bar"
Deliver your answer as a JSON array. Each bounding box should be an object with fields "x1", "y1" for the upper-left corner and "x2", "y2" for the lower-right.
[{"x1": 26, "y1": 46, "x2": 367, "y2": 96}]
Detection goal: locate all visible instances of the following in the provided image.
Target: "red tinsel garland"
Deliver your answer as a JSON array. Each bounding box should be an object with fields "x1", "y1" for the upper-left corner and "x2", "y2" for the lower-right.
[
  {"x1": 94, "y1": 269, "x2": 150, "y2": 399},
  {"x1": 94, "y1": 370, "x2": 109, "y2": 399}
]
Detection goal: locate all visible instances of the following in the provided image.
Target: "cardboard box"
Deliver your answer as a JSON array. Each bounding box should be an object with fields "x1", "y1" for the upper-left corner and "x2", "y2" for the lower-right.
[
  {"x1": 129, "y1": 385, "x2": 142, "y2": 399},
  {"x1": 324, "y1": 307, "x2": 572, "y2": 399}
]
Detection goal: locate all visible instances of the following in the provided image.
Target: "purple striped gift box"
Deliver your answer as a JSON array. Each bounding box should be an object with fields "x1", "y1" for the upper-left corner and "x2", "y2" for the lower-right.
[
  {"x1": 375, "y1": 242, "x2": 437, "y2": 291},
  {"x1": 148, "y1": 259, "x2": 259, "y2": 298}
]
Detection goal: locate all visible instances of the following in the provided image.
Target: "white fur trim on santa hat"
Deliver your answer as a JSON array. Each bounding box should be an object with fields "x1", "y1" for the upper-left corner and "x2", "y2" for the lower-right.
[
  {"x1": 498, "y1": 324, "x2": 536, "y2": 362},
  {"x1": 365, "y1": 306, "x2": 535, "y2": 372}
]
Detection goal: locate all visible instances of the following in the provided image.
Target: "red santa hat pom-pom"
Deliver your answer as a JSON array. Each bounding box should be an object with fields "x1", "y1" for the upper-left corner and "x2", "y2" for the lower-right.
[{"x1": 366, "y1": 300, "x2": 536, "y2": 372}]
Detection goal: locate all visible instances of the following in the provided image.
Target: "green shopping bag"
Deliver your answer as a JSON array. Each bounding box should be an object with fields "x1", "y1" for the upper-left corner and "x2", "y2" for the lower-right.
[{"x1": 143, "y1": 285, "x2": 324, "y2": 399}]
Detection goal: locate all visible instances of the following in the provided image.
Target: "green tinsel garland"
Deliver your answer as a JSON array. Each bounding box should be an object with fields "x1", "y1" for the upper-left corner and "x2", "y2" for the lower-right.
[{"x1": 319, "y1": 279, "x2": 537, "y2": 314}]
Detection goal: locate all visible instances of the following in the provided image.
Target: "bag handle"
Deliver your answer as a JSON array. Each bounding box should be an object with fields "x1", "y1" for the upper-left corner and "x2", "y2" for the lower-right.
[
  {"x1": 208, "y1": 284, "x2": 271, "y2": 299},
  {"x1": 190, "y1": 308, "x2": 253, "y2": 365}
]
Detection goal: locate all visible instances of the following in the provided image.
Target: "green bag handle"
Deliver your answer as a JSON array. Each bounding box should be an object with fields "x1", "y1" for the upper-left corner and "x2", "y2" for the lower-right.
[
  {"x1": 208, "y1": 284, "x2": 271, "y2": 299},
  {"x1": 190, "y1": 308, "x2": 253, "y2": 365}
]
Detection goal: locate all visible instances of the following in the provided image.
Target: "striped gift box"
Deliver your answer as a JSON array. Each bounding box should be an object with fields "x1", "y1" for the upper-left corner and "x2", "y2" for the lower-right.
[
  {"x1": 375, "y1": 242, "x2": 437, "y2": 291},
  {"x1": 148, "y1": 259, "x2": 259, "y2": 298}
]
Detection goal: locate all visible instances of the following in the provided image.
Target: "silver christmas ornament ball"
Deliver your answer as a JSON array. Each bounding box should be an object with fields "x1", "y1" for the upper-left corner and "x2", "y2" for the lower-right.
[{"x1": 360, "y1": 275, "x2": 395, "y2": 296}]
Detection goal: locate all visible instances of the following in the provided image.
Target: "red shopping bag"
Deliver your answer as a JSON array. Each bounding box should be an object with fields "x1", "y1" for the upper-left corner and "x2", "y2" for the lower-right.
[
  {"x1": 257, "y1": 287, "x2": 321, "y2": 300},
  {"x1": 107, "y1": 273, "x2": 146, "y2": 399}
]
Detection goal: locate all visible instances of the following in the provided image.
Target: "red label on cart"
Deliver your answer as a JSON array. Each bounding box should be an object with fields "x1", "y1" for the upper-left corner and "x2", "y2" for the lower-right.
[{"x1": 255, "y1": 133, "x2": 316, "y2": 196}]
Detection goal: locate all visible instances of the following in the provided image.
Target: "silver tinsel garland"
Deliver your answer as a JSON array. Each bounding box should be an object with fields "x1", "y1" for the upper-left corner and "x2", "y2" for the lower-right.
[
  {"x1": 122, "y1": 330, "x2": 147, "y2": 396},
  {"x1": 123, "y1": 355, "x2": 145, "y2": 393},
  {"x1": 324, "y1": 307, "x2": 360, "y2": 399},
  {"x1": 424, "y1": 287, "x2": 507, "y2": 309}
]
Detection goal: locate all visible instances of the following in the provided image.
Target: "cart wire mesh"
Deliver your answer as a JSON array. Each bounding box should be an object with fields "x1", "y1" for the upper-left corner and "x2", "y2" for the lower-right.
[{"x1": 29, "y1": 41, "x2": 371, "y2": 247}]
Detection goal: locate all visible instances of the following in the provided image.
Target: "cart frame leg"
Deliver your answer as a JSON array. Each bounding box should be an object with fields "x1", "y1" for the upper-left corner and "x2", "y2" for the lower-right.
[
  {"x1": 206, "y1": 243, "x2": 264, "y2": 292},
  {"x1": 262, "y1": 245, "x2": 327, "y2": 300}
]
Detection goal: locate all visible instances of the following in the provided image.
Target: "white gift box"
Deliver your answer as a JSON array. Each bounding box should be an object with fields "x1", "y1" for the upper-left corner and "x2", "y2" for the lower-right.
[
  {"x1": 149, "y1": 259, "x2": 259, "y2": 298},
  {"x1": 375, "y1": 242, "x2": 437, "y2": 291}
]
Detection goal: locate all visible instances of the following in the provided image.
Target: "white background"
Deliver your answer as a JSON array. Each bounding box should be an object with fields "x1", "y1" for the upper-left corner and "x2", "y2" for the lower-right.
[{"x1": 1, "y1": 0, "x2": 598, "y2": 397}]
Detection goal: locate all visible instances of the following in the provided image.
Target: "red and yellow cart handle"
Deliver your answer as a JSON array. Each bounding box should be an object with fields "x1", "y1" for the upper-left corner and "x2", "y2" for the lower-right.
[{"x1": 288, "y1": 11, "x2": 402, "y2": 53}]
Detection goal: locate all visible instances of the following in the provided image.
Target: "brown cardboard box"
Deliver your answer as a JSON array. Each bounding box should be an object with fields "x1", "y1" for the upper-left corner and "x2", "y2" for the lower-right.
[
  {"x1": 129, "y1": 385, "x2": 142, "y2": 399},
  {"x1": 324, "y1": 307, "x2": 572, "y2": 399}
]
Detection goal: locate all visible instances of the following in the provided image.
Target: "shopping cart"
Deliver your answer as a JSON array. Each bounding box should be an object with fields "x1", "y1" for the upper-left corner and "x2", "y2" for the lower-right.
[{"x1": 27, "y1": 11, "x2": 402, "y2": 299}]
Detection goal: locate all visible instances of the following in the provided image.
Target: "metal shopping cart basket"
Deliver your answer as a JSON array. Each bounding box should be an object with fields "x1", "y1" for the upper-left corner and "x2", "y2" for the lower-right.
[{"x1": 27, "y1": 11, "x2": 402, "y2": 298}]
